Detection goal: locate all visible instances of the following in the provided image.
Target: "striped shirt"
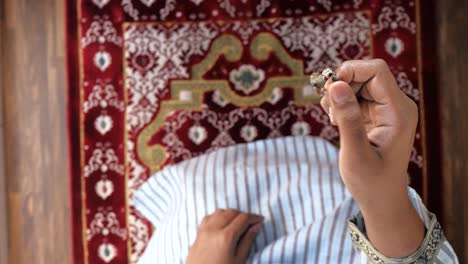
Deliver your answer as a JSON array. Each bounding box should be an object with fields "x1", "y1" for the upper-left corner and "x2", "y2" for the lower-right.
[{"x1": 132, "y1": 136, "x2": 458, "y2": 263}]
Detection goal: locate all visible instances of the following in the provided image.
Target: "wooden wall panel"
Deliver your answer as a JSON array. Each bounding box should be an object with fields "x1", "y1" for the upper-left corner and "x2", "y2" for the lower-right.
[
  {"x1": 438, "y1": 0, "x2": 468, "y2": 263},
  {"x1": 0, "y1": 0, "x2": 9, "y2": 263},
  {"x1": 1, "y1": 0, "x2": 71, "y2": 263}
]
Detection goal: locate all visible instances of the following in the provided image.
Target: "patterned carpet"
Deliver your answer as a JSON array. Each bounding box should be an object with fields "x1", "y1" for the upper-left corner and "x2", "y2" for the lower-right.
[{"x1": 66, "y1": 0, "x2": 439, "y2": 263}]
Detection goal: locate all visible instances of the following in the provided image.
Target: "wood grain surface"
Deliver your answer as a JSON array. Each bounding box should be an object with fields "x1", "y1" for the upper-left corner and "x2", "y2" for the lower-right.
[
  {"x1": 0, "y1": 1, "x2": 8, "y2": 263},
  {"x1": 438, "y1": 0, "x2": 468, "y2": 263},
  {"x1": 1, "y1": 0, "x2": 71, "y2": 263},
  {"x1": 0, "y1": 0, "x2": 466, "y2": 264}
]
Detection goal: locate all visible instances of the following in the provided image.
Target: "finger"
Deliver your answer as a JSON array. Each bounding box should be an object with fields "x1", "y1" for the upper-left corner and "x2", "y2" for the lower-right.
[
  {"x1": 227, "y1": 213, "x2": 264, "y2": 242},
  {"x1": 328, "y1": 106, "x2": 336, "y2": 125},
  {"x1": 235, "y1": 222, "x2": 262, "y2": 262},
  {"x1": 204, "y1": 209, "x2": 241, "y2": 229},
  {"x1": 359, "y1": 100, "x2": 374, "y2": 131},
  {"x1": 212, "y1": 208, "x2": 225, "y2": 217},
  {"x1": 320, "y1": 93, "x2": 330, "y2": 114},
  {"x1": 327, "y1": 81, "x2": 374, "y2": 158},
  {"x1": 208, "y1": 209, "x2": 240, "y2": 229},
  {"x1": 320, "y1": 94, "x2": 336, "y2": 125},
  {"x1": 200, "y1": 214, "x2": 212, "y2": 227},
  {"x1": 336, "y1": 59, "x2": 400, "y2": 105},
  {"x1": 201, "y1": 208, "x2": 225, "y2": 227}
]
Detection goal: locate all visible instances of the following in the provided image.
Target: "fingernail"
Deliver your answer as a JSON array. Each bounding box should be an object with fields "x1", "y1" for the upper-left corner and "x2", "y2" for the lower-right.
[
  {"x1": 256, "y1": 215, "x2": 265, "y2": 223},
  {"x1": 330, "y1": 83, "x2": 353, "y2": 105},
  {"x1": 249, "y1": 214, "x2": 264, "y2": 224},
  {"x1": 249, "y1": 223, "x2": 262, "y2": 234},
  {"x1": 253, "y1": 213, "x2": 264, "y2": 219},
  {"x1": 329, "y1": 107, "x2": 335, "y2": 124}
]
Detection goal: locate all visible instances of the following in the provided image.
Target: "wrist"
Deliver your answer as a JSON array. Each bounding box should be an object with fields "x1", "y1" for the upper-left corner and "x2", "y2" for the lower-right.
[
  {"x1": 348, "y1": 177, "x2": 408, "y2": 211},
  {"x1": 358, "y1": 191, "x2": 425, "y2": 258},
  {"x1": 359, "y1": 192, "x2": 415, "y2": 226}
]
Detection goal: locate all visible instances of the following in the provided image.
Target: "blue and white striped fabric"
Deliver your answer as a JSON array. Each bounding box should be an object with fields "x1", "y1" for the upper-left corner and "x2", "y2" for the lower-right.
[{"x1": 132, "y1": 136, "x2": 458, "y2": 264}]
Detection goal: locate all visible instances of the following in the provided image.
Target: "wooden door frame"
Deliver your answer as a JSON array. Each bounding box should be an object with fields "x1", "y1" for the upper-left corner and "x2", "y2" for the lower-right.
[
  {"x1": 438, "y1": 1, "x2": 468, "y2": 262},
  {"x1": 0, "y1": 0, "x2": 9, "y2": 263}
]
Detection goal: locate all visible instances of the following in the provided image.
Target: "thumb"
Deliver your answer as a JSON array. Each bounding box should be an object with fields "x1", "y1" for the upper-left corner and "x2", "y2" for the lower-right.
[
  {"x1": 328, "y1": 81, "x2": 372, "y2": 157},
  {"x1": 235, "y1": 223, "x2": 262, "y2": 263}
]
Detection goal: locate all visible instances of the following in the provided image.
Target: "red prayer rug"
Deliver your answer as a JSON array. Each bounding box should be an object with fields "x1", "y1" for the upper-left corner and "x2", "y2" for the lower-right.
[{"x1": 66, "y1": 0, "x2": 440, "y2": 263}]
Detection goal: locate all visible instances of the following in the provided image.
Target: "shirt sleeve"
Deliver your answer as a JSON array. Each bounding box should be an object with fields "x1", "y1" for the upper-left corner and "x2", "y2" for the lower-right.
[{"x1": 347, "y1": 188, "x2": 459, "y2": 264}]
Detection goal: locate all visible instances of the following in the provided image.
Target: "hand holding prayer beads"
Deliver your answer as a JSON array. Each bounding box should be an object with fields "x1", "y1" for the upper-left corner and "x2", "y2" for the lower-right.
[
  {"x1": 309, "y1": 68, "x2": 340, "y2": 97},
  {"x1": 317, "y1": 59, "x2": 423, "y2": 257}
]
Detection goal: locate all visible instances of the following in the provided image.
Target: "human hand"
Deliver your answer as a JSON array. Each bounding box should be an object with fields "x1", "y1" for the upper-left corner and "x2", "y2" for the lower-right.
[
  {"x1": 320, "y1": 59, "x2": 424, "y2": 257},
  {"x1": 320, "y1": 59, "x2": 418, "y2": 207},
  {"x1": 186, "y1": 209, "x2": 264, "y2": 264}
]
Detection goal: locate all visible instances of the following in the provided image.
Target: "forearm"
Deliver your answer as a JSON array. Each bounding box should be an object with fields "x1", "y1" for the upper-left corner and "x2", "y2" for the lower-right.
[{"x1": 359, "y1": 192, "x2": 425, "y2": 258}]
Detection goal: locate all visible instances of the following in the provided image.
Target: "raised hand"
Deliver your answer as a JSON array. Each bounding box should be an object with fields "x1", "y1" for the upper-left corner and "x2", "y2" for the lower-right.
[{"x1": 320, "y1": 59, "x2": 425, "y2": 258}]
